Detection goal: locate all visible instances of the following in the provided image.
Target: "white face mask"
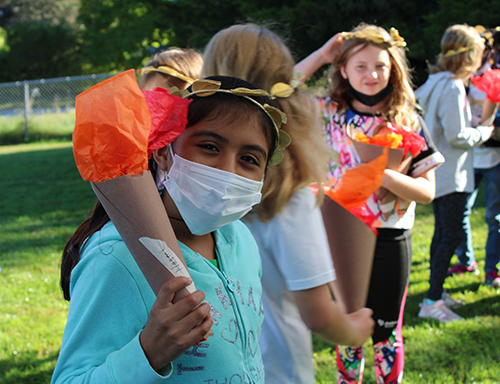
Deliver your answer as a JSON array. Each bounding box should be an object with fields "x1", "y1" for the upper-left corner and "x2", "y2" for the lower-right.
[{"x1": 163, "y1": 147, "x2": 264, "y2": 235}]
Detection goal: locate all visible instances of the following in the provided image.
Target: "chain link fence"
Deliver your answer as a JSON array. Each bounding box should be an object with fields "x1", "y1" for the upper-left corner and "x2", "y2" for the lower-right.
[{"x1": 0, "y1": 73, "x2": 115, "y2": 140}]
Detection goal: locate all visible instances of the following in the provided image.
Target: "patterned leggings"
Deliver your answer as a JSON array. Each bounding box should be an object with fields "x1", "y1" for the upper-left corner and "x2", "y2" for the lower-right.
[{"x1": 336, "y1": 229, "x2": 411, "y2": 384}]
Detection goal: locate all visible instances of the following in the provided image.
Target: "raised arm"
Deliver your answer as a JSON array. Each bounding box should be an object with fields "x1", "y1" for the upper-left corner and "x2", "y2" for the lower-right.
[{"x1": 295, "y1": 33, "x2": 344, "y2": 82}]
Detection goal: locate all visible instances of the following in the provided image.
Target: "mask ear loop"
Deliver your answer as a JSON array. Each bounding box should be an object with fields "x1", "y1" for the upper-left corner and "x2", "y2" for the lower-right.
[
  {"x1": 166, "y1": 144, "x2": 177, "y2": 176},
  {"x1": 154, "y1": 144, "x2": 175, "y2": 190},
  {"x1": 155, "y1": 166, "x2": 166, "y2": 190}
]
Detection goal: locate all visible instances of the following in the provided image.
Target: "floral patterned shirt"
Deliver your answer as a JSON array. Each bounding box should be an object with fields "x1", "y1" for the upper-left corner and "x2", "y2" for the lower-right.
[{"x1": 319, "y1": 97, "x2": 443, "y2": 229}]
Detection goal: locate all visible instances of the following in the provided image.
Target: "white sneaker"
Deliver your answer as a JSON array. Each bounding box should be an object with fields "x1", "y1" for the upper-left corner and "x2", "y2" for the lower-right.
[
  {"x1": 442, "y1": 292, "x2": 463, "y2": 309},
  {"x1": 418, "y1": 299, "x2": 463, "y2": 323}
]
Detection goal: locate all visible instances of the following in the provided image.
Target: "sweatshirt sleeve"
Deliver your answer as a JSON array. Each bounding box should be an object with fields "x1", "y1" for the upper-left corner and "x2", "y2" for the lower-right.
[
  {"x1": 51, "y1": 239, "x2": 173, "y2": 384},
  {"x1": 439, "y1": 80, "x2": 490, "y2": 148}
]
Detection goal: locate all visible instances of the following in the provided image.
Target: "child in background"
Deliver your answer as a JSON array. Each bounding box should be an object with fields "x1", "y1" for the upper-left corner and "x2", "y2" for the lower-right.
[
  {"x1": 202, "y1": 23, "x2": 374, "y2": 384},
  {"x1": 138, "y1": 47, "x2": 202, "y2": 91},
  {"x1": 52, "y1": 76, "x2": 285, "y2": 384},
  {"x1": 449, "y1": 27, "x2": 500, "y2": 288},
  {"x1": 415, "y1": 24, "x2": 494, "y2": 321},
  {"x1": 296, "y1": 23, "x2": 443, "y2": 383},
  {"x1": 137, "y1": 47, "x2": 203, "y2": 188}
]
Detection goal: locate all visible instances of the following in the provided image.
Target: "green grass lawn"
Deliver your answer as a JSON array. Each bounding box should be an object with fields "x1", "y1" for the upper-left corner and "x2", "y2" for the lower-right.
[
  {"x1": 1, "y1": 141, "x2": 499, "y2": 383},
  {"x1": 0, "y1": 112, "x2": 75, "y2": 145},
  {"x1": 0, "y1": 141, "x2": 96, "y2": 383}
]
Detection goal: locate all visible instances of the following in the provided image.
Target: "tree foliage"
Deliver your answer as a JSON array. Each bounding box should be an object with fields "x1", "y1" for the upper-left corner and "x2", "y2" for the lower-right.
[
  {"x1": 130, "y1": 0, "x2": 440, "y2": 84},
  {"x1": 0, "y1": 21, "x2": 80, "y2": 81},
  {"x1": 77, "y1": 0, "x2": 169, "y2": 72},
  {"x1": 0, "y1": 0, "x2": 80, "y2": 81},
  {"x1": 0, "y1": 0, "x2": 499, "y2": 82},
  {"x1": 0, "y1": 0, "x2": 79, "y2": 25},
  {"x1": 74, "y1": 0, "x2": 442, "y2": 82}
]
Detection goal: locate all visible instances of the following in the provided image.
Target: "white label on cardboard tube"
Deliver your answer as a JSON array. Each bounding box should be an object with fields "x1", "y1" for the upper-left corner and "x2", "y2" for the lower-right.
[{"x1": 139, "y1": 237, "x2": 196, "y2": 293}]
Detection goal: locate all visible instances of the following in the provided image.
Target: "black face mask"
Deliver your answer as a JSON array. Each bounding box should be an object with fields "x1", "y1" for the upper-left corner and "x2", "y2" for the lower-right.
[{"x1": 346, "y1": 82, "x2": 394, "y2": 107}]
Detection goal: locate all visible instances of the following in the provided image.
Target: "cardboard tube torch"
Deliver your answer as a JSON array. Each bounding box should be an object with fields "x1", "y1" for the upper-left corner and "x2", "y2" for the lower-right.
[
  {"x1": 322, "y1": 197, "x2": 377, "y2": 314},
  {"x1": 73, "y1": 69, "x2": 193, "y2": 299}
]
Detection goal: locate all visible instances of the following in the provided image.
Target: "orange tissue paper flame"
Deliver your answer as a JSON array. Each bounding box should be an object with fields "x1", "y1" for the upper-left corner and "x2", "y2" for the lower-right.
[
  {"x1": 355, "y1": 122, "x2": 425, "y2": 158},
  {"x1": 355, "y1": 131, "x2": 403, "y2": 149},
  {"x1": 73, "y1": 69, "x2": 151, "y2": 183},
  {"x1": 311, "y1": 148, "x2": 389, "y2": 235},
  {"x1": 73, "y1": 70, "x2": 191, "y2": 183},
  {"x1": 323, "y1": 148, "x2": 387, "y2": 208}
]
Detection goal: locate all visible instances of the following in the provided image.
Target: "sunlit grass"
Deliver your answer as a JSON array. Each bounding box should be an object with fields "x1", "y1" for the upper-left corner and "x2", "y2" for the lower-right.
[
  {"x1": 313, "y1": 189, "x2": 500, "y2": 383},
  {"x1": 0, "y1": 141, "x2": 96, "y2": 383},
  {"x1": 1, "y1": 141, "x2": 499, "y2": 383},
  {"x1": 0, "y1": 111, "x2": 74, "y2": 145}
]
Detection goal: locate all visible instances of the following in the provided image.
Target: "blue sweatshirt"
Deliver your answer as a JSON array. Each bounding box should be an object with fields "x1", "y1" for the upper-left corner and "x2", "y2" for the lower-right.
[{"x1": 52, "y1": 221, "x2": 264, "y2": 384}]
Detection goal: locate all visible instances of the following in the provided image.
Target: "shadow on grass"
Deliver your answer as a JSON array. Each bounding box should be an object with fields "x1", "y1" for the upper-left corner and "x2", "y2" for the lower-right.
[
  {"x1": 405, "y1": 282, "x2": 500, "y2": 327},
  {"x1": 404, "y1": 316, "x2": 500, "y2": 383},
  {"x1": 1, "y1": 143, "x2": 97, "y2": 267},
  {"x1": 460, "y1": 294, "x2": 500, "y2": 317},
  {"x1": 1, "y1": 145, "x2": 96, "y2": 218},
  {"x1": 0, "y1": 131, "x2": 73, "y2": 146},
  {"x1": 0, "y1": 351, "x2": 59, "y2": 384},
  {"x1": 0, "y1": 213, "x2": 89, "y2": 254}
]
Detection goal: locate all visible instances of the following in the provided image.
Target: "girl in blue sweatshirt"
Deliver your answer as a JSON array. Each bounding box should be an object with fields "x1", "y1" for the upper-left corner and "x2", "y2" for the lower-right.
[{"x1": 52, "y1": 76, "x2": 287, "y2": 384}]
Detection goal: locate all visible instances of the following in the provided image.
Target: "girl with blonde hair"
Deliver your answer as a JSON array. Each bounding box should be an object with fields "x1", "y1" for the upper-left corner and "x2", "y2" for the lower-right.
[
  {"x1": 138, "y1": 47, "x2": 203, "y2": 91},
  {"x1": 327, "y1": 25, "x2": 417, "y2": 128},
  {"x1": 203, "y1": 23, "x2": 328, "y2": 219},
  {"x1": 428, "y1": 24, "x2": 486, "y2": 80},
  {"x1": 296, "y1": 22, "x2": 444, "y2": 383},
  {"x1": 137, "y1": 47, "x2": 204, "y2": 188},
  {"x1": 415, "y1": 24, "x2": 494, "y2": 322},
  {"x1": 203, "y1": 23, "x2": 374, "y2": 384}
]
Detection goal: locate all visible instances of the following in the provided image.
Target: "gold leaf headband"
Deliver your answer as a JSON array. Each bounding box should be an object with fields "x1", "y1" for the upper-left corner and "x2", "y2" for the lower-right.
[
  {"x1": 268, "y1": 71, "x2": 305, "y2": 98},
  {"x1": 137, "y1": 65, "x2": 195, "y2": 84},
  {"x1": 341, "y1": 27, "x2": 407, "y2": 47},
  {"x1": 170, "y1": 79, "x2": 291, "y2": 165},
  {"x1": 443, "y1": 35, "x2": 483, "y2": 58},
  {"x1": 476, "y1": 25, "x2": 500, "y2": 50}
]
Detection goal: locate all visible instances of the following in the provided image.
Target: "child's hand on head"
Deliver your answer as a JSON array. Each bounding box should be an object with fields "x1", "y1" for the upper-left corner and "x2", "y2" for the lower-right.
[
  {"x1": 319, "y1": 33, "x2": 344, "y2": 65},
  {"x1": 140, "y1": 276, "x2": 213, "y2": 373}
]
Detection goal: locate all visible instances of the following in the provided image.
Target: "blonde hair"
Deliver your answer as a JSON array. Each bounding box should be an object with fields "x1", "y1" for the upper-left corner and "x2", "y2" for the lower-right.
[
  {"x1": 139, "y1": 47, "x2": 203, "y2": 90},
  {"x1": 202, "y1": 23, "x2": 330, "y2": 221},
  {"x1": 429, "y1": 24, "x2": 484, "y2": 81},
  {"x1": 329, "y1": 23, "x2": 418, "y2": 127}
]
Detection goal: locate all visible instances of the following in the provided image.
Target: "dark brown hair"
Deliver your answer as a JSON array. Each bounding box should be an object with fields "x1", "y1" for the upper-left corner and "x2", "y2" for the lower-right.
[{"x1": 60, "y1": 76, "x2": 278, "y2": 300}]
